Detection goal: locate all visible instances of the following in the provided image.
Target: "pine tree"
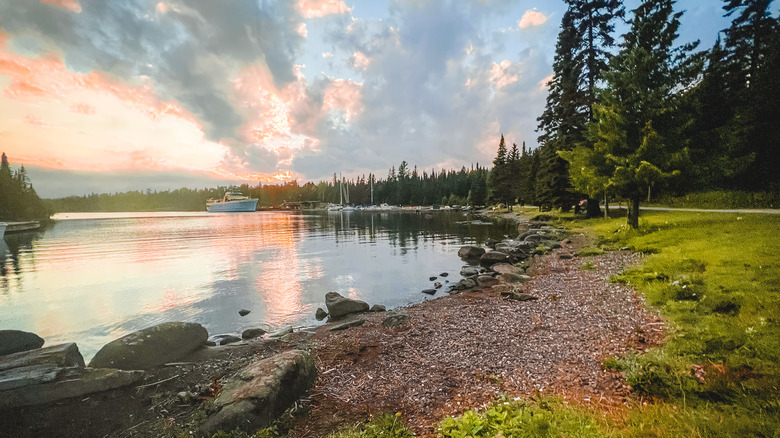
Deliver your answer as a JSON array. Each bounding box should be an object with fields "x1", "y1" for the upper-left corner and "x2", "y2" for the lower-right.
[{"x1": 584, "y1": 0, "x2": 699, "y2": 228}]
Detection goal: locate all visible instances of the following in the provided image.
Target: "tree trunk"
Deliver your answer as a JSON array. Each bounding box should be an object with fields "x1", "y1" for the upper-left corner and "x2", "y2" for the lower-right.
[
  {"x1": 585, "y1": 197, "x2": 601, "y2": 218},
  {"x1": 604, "y1": 192, "x2": 609, "y2": 219},
  {"x1": 627, "y1": 195, "x2": 641, "y2": 229}
]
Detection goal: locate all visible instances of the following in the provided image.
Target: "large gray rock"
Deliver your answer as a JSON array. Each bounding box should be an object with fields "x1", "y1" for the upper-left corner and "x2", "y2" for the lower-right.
[
  {"x1": 0, "y1": 330, "x2": 44, "y2": 357},
  {"x1": 382, "y1": 311, "x2": 409, "y2": 328},
  {"x1": 501, "y1": 273, "x2": 532, "y2": 284},
  {"x1": 458, "y1": 246, "x2": 486, "y2": 259},
  {"x1": 242, "y1": 328, "x2": 267, "y2": 340},
  {"x1": 325, "y1": 292, "x2": 369, "y2": 320},
  {"x1": 0, "y1": 367, "x2": 143, "y2": 408},
  {"x1": 480, "y1": 251, "x2": 511, "y2": 265},
  {"x1": 0, "y1": 343, "x2": 84, "y2": 372},
  {"x1": 88, "y1": 322, "x2": 208, "y2": 370},
  {"x1": 477, "y1": 275, "x2": 500, "y2": 287},
  {"x1": 491, "y1": 263, "x2": 524, "y2": 276},
  {"x1": 460, "y1": 266, "x2": 480, "y2": 277},
  {"x1": 199, "y1": 350, "x2": 316, "y2": 435}
]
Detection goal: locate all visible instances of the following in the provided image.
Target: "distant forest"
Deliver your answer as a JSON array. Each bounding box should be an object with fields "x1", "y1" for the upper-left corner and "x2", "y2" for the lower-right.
[
  {"x1": 44, "y1": 162, "x2": 489, "y2": 212},
  {"x1": 0, "y1": 153, "x2": 49, "y2": 220}
]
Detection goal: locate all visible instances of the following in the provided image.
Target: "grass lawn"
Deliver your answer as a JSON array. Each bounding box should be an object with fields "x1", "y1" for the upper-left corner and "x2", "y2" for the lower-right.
[{"x1": 344, "y1": 209, "x2": 779, "y2": 437}]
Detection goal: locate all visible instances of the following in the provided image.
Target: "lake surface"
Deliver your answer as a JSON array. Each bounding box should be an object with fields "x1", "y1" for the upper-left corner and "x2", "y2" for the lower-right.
[{"x1": 0, "y1": 210, "x2": 515, "y2": 360}]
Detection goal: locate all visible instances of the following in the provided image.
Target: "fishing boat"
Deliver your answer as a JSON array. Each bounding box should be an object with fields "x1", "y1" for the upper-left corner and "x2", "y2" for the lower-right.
[{"x1": 206, "y1": 192, "x2": 258, "y2": 212}]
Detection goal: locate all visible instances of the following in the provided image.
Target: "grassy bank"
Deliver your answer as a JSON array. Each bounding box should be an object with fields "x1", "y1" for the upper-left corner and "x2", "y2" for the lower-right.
[
  {"x1": 323, "y1": 209, "x2": 778, "y2": 437},
  {"x1": 648, "y1": 190, "x2": 780, "y2": 209}
]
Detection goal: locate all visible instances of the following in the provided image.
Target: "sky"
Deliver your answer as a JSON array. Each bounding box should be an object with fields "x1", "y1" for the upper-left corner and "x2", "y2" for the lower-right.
[{"x1": 0, "y1": 0, "x2": 732, "y2": 198}]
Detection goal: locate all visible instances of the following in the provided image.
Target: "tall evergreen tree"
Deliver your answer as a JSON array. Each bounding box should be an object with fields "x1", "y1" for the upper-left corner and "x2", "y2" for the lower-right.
[
  {"x1": 536, "y1": 1, "x2": 623, "y2": 213},
  {"x1": 567, "y1": 0, "x2": 699, "y2": 228}
]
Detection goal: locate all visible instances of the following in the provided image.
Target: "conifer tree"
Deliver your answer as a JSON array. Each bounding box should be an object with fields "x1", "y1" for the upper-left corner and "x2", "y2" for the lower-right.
[{"x1": 576, "y1": 0, "x2": 699, "y2": 228}]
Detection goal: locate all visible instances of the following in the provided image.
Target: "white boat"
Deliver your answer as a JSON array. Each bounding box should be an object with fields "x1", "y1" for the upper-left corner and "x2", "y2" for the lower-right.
[
  {"x1": 326, "y1": 203, "x2": 343, "y2": 212},
  {"x1": 206, "y1": 192, "x2": 258, "y2": 212}
]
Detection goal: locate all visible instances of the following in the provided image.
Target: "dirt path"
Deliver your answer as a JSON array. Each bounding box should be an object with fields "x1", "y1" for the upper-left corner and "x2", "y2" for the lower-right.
[{"x1": 289, "y1": 235, "x2": 664, "y2": 437}]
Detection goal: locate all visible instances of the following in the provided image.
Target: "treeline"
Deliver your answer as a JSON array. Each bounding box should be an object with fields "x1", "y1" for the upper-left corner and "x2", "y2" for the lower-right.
[
  {"x1": 46, "y1": 163, "x2": 490, "y2": 212},
  {"x1": 0, "y1": 153, "x2": 50, "y2": 220},
  {"x1": 487, "y1": 0, "x2": 779, "y2": 227}
]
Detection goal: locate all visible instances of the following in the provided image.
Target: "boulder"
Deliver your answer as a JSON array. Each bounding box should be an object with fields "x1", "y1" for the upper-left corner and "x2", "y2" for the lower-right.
[
  {"x1": 0, "y1": 343, "x2": 84, "y2": 372},
  {"x1": 491, "y1": 263, "x2": 523, "y2": 276},
  {"x1": 0, "y1": 366, "x2": 143, "y2": 408},
  {"x1": 88, "y1": 322, "x2": 208, "y2": 370},
  {"x1": 421, "y1": 289, "x2": 437, "y2": 295},
  {"x1": 238, "y1": 309, "x2": 251, "y2": 317},
  {"x1": 480, "y1": 251, "x2": 510, "y2": 265},
  {"x1": 0, "y1": 330, "x2": 44, "y2": 357},
  {"x1": 269, "y1": 327, "x2": 294, "y2": 339},
  {"x1": 477, "y1": 275, "x2": 500, "y2": 287},
  {"x1": 484, "y1": 238, "x2": 499, "y2": 249},
  {"x1": 440, "y1": 272, "x2": 449, "y2": 277},
  {"x1": 502, "y1": 291, "x2": 538, "y2": 301},
  {"x1": 325, "y1": 292, "x2": 369, "y2": 320},
  {"x1": 429, "y1": 276, "x2": 437, "y2": 281},
  {"x1": 242, "y1": 328, "x2": 267, "y2": 340},
  {"x1": 434, "y1": 282, "x2": 442, "y2": 289},
  {"x1": 329, "y1": 319, "x2": 365, "y2": 331},
  {"x1": 382, "y1": 312, "x2": 409, "y2": 328},
  {"x1": 501, "y1": 273, "x2": 532, "y2": 284},
  {"x1": 460, "y1": 266, "x2": 480, "y2": 277},
  {"x1": 458, "y1": 246, "x2": 485, "y2": 259},
  {"x1": 453, "y1": 278, "x2": 477, "y2": 291},
  {"x1": 370, "y1": 304, "x2": 387, "y2": 312},
  {"x1": 211, "y1": 335, "x2": 242, "y2": 346},
  {"x1": 199, "y1": 350, "x2": 316, "y2": 435},
  {"x1": 315, "y1": 308, "x2": 328, "y2": 321}
]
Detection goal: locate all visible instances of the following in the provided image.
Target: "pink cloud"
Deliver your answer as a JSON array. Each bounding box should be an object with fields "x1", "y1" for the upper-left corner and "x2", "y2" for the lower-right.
[
  {"x1": 70, "y1": 103, "x2": 96, "y2": 115},
  {"x1": 23, "y1": 114, "x2": 56, "y2": 128},
  {"x1": 490, "y1": 60, "x2": 519, "y2": 89},
  {"x1": 351, "y1": 51, "x2": 371, "y2": 70},
  {"x1": 518, "y1": 9, "x2": 547, "y2": 29},
  {"x1": 156, "y1": 2, "x2": 168, "y2": 13},
  {"x1": 539, "y1": 73, "x2": 553, "y2": 90},
  {"x1": 296, "y1": 23, "x2": 308, "y2": 38},
  {"x1": 40, "y1": 0, "x2": 81, "y2": 13},
  {"x1": 323, "y1": 79, "x2": 363, "y2": 121},
  {"x1": 297, "y1": 0, "x2": 352, "y2": 18}
]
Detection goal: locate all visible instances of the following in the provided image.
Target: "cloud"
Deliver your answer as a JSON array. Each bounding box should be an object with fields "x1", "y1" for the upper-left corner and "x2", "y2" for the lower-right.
[
  {"x1": 40, "y1": 0, "x2": 81, "y2": 13},
  {"x1": 490, "y1": 60, "x2": 519, "y2": 89},
  {"x1": 518, "y1": 9, "x2": 547, "y2": 29},
  {"x1": 351, "y1": 51, "x2": 371, "y2": 70},
  {"x1": 296, "y1": 22, "x2": 308, "y2": 38},
  {"x1": 297, "y1": 0, "x2": 352, "y2": 19}
]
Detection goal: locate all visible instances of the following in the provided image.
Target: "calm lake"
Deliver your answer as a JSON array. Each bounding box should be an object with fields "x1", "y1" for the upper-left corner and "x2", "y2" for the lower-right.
[{"x1": 0, "y1": 210, "x2": 515, "y2": 360}]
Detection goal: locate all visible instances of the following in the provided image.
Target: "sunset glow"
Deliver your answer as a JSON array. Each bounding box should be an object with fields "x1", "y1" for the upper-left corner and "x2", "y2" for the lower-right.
[{"x1": 0, "y1": 0, "x2": 729, "y2": 197}]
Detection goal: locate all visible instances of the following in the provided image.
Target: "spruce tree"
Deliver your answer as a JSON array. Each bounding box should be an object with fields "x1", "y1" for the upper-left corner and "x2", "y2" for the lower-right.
[{"x1": 584, "y1": 0, "x2": 699, "y2": 228}]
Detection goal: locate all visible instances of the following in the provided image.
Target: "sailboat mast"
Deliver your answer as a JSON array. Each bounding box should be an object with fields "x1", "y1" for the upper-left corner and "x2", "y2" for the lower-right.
[
  {"x1": 370, "y1": 175, "x2": 374, "y2": 205},
  {"x1": 339, "y1": 173, "x2": 343, "y2": 205}
]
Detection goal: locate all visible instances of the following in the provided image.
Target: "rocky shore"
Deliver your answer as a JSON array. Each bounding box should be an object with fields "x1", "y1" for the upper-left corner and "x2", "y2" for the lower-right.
[{"x1": 0, "y1": 213, "x2": 664, "y2": 437}]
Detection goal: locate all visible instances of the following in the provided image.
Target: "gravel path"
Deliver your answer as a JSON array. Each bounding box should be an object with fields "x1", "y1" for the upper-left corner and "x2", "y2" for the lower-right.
[{"x1": 291, "y1": 235, "x2": 664, "y2": 437}]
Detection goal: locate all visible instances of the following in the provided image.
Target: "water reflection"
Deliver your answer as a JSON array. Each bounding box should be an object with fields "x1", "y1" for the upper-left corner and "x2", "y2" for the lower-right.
[{"x1": 0, "y1": 211, "x2": 514, "y2": 360}]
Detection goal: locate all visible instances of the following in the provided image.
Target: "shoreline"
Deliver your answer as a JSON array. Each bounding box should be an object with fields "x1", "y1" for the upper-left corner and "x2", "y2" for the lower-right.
[{"x1": 1, "y1": 211, "x2": 664, "y2": 437}]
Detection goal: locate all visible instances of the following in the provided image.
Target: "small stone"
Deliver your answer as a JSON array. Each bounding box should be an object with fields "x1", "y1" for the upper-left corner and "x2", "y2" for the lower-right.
[
  {"x1": 241, "y1": 328, "x2": 267, "y2": 340},
  {"x1": 238, "y1": 309, "x2": 251, "y2": 317},
  {"x1": 422, "y1": 289, "x2": 436, "y2": 295},
  {"x1": 211, "y1": 335, "x2": 241, "y2": 346},
  {"x1": 434, "y1": 282, "x2": 442, "y2": 289},
  {"x1": 559, "y1": 254, "x2": 574, "y2": 260},
  {"x1": 329, "y1": 319, "x2": 365, "y2": 331},
  {"x1": 440, "y1": 272, "x2": 449, "y2": 277},
  {"x1": 315, "y1": 308, "x2": 328, "y2": 321},
  {"x1": 382, "y1": 312, "x2": 409, "y2": 328},
  {"x1": 369, "y1": 304, "x2": 387, "y2": 312},
  {"x1": 429, "y1": 276, "x2": 437, "y2": 281}
]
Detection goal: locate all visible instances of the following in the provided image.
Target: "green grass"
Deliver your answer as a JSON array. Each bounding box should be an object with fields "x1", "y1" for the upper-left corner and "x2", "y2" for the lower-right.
[
  {"x1": 326, "y1": 413, "x2": 414, "y2": 438},
  {"x1": 649, "y1": 190, "x2": 780, "y2": 209},
  {"x1": 326, "y1": 209, "x2": 779, "y2": 437}
]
